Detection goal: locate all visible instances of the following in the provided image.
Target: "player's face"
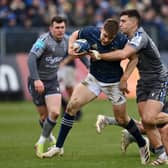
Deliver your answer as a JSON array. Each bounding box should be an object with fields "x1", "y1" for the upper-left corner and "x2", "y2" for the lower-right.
[
  {"x1": 100, "y1": 29, "x2": 114, "y2": 46},
  {"x1": 119, "y1": 15, "x2": 136, "y2": 36},
  {"x1": 50, "y1": 21, "x2": 66, "y2": 41}
]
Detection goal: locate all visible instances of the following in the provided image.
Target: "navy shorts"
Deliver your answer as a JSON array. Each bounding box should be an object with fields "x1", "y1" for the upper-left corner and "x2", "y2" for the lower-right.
[
  {"x1": 28, "y1": 77, "x2": 60, "y2": 106},
  {"x1": 136, "y1": 79, "x2": 168, "y2": 104},
  {"x1": 136, "y1": 79, "x2": 168, "y2": 128}
]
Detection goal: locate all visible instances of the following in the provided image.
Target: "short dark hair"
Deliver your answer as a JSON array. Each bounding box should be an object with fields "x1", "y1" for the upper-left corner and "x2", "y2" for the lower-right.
[
  {"x1": 120, "y1": 9, "x2": 141, "y2": 26},
  {"x1": 103, "y1": 18, "x2": 119, "y2": 38},
  {"x1": 50, "y1": 15, "x2": 68, "y2": 26}
]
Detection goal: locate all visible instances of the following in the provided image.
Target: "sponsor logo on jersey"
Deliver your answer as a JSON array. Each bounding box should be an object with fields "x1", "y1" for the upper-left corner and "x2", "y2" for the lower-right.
[
  {"x1": 45, "y1": 56, "x2": 63, "y2": 64},
  {"x1": 34, "y1": 40, "x2": 45, "y2": 49}
]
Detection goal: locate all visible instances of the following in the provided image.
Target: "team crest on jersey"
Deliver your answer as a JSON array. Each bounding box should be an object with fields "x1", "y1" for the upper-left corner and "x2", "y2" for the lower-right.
[{"x1": 91, "y1": 43, "x2": 98, "y2": 50}]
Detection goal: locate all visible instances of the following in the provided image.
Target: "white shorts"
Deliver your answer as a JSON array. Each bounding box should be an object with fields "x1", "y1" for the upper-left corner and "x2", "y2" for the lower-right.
[
  {"x1": 57, "y1": 66, "x2": 76, "y2": 88},
  {"x1": 82, "y1": 73, "x2": 126, "y2": 105}
]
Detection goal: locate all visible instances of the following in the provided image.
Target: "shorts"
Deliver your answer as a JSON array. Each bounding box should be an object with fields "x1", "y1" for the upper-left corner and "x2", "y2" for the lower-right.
[
  {"x1": 27, "y1": 77, "x2": 60, "y2": 106},
  {"x1": 57, "y1": 66, "x2": 76, "y2": 88},
  {"x1": 82, "y1": 73, "x2": 126, "y2": 105},
  {"x1": 136, "y1": 79, "x2": 168, "y2": 104}
]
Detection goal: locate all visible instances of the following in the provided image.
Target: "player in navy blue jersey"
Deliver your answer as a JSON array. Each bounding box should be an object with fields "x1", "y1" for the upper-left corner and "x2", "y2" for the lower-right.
[
  {"x1": 90, "y1": 9, "x2": 168, "y2": 165},
  {"x1": 42, "y1": 18, "x2": 150, "y2": 164}
]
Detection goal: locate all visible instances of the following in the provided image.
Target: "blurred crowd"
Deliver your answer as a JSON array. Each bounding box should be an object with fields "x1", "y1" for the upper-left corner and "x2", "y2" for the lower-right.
[{"x1": 0, "y1": 0, "x2": 168, "y2": 42}]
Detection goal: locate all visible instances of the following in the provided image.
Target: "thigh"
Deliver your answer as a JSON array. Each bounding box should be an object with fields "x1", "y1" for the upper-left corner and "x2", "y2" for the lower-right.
[
  {"x1": 137, "y1": 80, "x2": 167, "y2": 119},
  {"x1": 142, "y1": 99, "x2": 162, "y2": 120},
  {"x1": 100, "y1": 82, "x2": 128, "y2": 123},
  {"x1": 81, "y1": 73, "x2": 102, "y2": 96},
  {"x1": 101, "y1": 82, "x2": 126, "y2": 105},
  {"x1": 137, "y1": 101, "x2": 146, "y2": 117},
  {"x1": 45, "y1": 94, "x2": 62, "y2": 114},
  {"x1": 70, "y1": 82, "x2": 97, "y2": 107},
  {"x1": 44, "y1": 78, "x2": 62, "y2": 114}
]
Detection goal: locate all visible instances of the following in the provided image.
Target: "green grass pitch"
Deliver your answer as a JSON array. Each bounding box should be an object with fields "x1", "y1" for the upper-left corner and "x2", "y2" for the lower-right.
[{"x1": 0, "y1": 99, "x2": 166, "y2": 168}]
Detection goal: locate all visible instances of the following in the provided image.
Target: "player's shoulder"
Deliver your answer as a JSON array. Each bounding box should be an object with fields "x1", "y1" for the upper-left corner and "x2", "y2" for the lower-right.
[
  {"x1": 32, "y1": 32, "x2": 49, "y2": 49},
  {"x1": 38, "y1": 32, "x2": 49, "y2": 41},
  {"x1": 114, "y1": 32, "x2": 128, "y2": 47},
  {"x1": 116, "y1": 32, "x2": 128, "y2": 41},
  {"x1": 134, "y1": 27, "x2": 146, "y2": 38},
  {"x1": 128, "y1": 27, "x2": 148, "y2": 49},
  {"x1": 81, "y1": 26, "x2": 99, "y2": 34}
]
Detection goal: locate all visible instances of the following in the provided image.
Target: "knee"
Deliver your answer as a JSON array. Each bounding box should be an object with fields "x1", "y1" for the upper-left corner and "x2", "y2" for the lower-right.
[
  {"x1": 141, "y1": 114, "x2": 156, "y2": 125},
  {"x1": 40, "y1": 113, "x2": 48, "y2": 121},
  {"x1": 67, "y1": 98, "x2": 80, "y2": 115},
  {"x1": 115, "y1": 117, "x2": 128, "y2": 126},
  {"x1": 49, "y1": 109, "x2": 60, "y2": 120}
]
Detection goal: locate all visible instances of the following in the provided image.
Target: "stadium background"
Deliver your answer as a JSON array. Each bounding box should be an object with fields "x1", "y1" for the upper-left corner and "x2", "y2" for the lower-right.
[{"x1": 0, "y1": 0, "x2": 168, "y2": 100}]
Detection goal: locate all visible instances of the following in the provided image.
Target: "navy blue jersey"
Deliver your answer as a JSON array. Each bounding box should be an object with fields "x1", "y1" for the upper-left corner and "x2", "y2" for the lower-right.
[{"x1": 78, "y1": 26, "x2": 128, "y2": 83}]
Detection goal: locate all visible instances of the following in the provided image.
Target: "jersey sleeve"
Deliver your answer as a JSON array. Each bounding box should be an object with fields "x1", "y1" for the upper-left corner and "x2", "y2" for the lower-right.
[
  {"x1": 30, "y1": 36, "x2": 46, "y2": 58},
  {"x1": 128, "y1": 32, "x2": 148, "y2": 52}
]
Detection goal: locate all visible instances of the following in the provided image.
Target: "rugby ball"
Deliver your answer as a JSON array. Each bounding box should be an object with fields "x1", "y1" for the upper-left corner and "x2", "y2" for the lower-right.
[{"x1": 73, "y1": 39, "x2": 90, "y2": 53}]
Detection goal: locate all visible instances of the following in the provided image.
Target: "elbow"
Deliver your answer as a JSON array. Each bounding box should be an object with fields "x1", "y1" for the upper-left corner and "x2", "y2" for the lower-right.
[{"x1": 27, "y1": 57, "x2": 31, "y2": 68}]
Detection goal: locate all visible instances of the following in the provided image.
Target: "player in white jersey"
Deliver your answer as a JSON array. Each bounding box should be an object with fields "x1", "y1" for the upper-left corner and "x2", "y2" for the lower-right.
[
  {"x1": 91, "y1": 9, "x2": 168, "y2": 165},
  {"x1": 27, "y1": 16, "x2": 68, "y2": 158}
]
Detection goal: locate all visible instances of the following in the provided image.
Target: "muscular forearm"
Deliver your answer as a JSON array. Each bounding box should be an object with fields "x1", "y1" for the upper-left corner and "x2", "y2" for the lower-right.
[
  {"x1": 68, "y1": 30, "x2": 79, "y2": 54},
  {"x1": 94, "y1": 44, "x2": 137, "y2": 61},
  {"x1": 100, "y1": 50, "x2": 127, "y2": 61},
  {"x1": 122, "y1": 55, "x2": 138, "y2": 80}
]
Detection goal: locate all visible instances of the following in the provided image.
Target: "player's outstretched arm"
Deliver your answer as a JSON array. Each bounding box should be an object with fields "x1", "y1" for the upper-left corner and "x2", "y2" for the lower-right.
[{"x1": 90, "y1": 44, "x2": 137, "y2": 61}]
